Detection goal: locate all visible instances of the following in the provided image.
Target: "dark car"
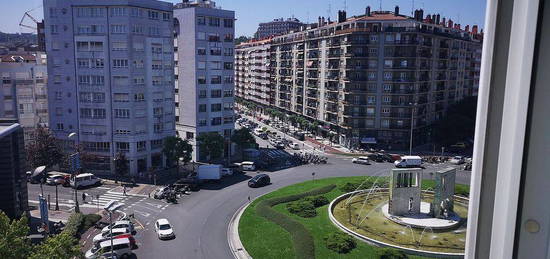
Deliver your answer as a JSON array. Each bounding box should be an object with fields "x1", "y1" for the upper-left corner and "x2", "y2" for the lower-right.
[
  {"x1": 174, "y1": 178, "x2": 200, "y2": 192},
  {"x1": 248, "y1": 174, "x2": 270, "y2": 188}
]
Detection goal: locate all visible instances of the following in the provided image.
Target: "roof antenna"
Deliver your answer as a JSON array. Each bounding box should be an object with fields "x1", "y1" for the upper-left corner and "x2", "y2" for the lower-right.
[
  {"x1": 411, "y1": 0, "x2": 415, "y2": 16},
  {"x1": 306, "y1": 11, "x2": 310, "y2": 24},
  {"x1": 327, "y1": 3, "x2": 332, "y2": 22},
  {"x1": 344, "y1": 0, "x2": 347, "y2": 12},
  {"x1": 379, "y1": 0, "x2": 382, "y2": 11}
]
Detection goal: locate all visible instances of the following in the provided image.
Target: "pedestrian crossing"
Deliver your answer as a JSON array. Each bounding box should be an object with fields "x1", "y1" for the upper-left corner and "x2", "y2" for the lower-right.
[{"x1": 81, "y1": 191, "x2": 129, "y2": 208}]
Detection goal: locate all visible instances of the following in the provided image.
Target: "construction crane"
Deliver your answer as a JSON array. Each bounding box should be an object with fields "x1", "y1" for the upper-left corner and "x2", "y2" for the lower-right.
[{"x1": 19, "y1": 6, "x2": 42, "y2": 31}]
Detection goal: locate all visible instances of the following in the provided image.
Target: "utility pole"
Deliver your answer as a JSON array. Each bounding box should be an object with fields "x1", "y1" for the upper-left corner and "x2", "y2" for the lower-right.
[
  {"x1": 55, "y1": 184, "x2": 59, "y2": 211},
  {"x1": 409, "y1": 103, "x2": 416, "y2": 155}
]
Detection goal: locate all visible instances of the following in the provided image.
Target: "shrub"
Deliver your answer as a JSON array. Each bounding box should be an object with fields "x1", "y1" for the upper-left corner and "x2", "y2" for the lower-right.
[
  {"x1": 255, "y1": 184, "x2": 336, "y2": 259},
  {"x1": 82, "y1": 214, "x2": 101, "y2": 230},
  {"x1": 339, "y1": 182, "x2": 362, "y2": 193},
  {"x1": 286, "y1": 200, "x2": 317, "y2": 218},
  {"x1": 376, "y1": 247, "x2": 408, "y2": 259},
  {"x1": 324, "y1": 232, "x2": 357, "y2": 254},
  {"x1": 62, "y1": 213, "x2": 102, "y2": 239},
  {"x1": 309, "y1": 195, "x2": 329, "y2": 207}
]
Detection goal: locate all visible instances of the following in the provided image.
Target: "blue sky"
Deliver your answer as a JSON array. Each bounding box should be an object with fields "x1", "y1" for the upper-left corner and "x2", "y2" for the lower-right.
[{"x1": 3, "y1": 0, "x2": 486, "y2": 37}]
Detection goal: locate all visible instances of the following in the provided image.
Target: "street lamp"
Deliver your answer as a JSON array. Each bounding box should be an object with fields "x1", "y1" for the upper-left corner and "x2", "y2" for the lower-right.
[
  {"x1": 409, "y1": 103, "x2": 418, "y2": 156},
  {"x1": 68, "y1": 132, "x2": 80, "y2": 213},
  {"x1": 32, "y1": 166, "x2": 47, "y2": 197},
  {"x1": 104, "y1": 201, "x2": 124, "y2": 257}
]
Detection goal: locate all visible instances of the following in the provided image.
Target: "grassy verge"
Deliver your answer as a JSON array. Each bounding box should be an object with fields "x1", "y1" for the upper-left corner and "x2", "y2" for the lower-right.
[{"x1": 239, "y1": 176, "x2": 469, "y2": 259}]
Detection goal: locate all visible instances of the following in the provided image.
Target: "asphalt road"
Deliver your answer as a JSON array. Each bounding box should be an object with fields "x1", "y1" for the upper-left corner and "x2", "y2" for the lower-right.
[{"x1": 133, "y1": 155, "x2": 471, "y2": 259}]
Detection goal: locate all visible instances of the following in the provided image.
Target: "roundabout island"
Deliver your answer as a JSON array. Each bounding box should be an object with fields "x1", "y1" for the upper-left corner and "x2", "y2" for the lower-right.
[{"x1": 237, "y1": 169, "x2": 469, "y2": 259}]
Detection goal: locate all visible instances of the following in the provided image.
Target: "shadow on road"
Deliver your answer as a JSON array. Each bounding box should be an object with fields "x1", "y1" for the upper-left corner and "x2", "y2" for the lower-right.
[{"x1": 199, "y1": 173, "x2": 253, "y2": 190}]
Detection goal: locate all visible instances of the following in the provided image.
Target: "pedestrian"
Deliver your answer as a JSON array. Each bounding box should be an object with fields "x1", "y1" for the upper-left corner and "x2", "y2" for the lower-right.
[
  {"x1": 123, "y1": 186, "x2": 127, "y2": 196},
  {"x1": 82, "y1": 193, "x2": 86, "y2": 203},
  {"x1": 248, "y1": 196, "x2": 251, "y2": 202}
]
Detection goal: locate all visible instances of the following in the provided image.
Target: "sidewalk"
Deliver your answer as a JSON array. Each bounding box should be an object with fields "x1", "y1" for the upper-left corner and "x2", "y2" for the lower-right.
[
  {"x1": 228, "y1": 202, "x2": 252, "y2": 259},
  {"x1": 108, "y1": 183, "x2": 157, "y2": 198},
  {"x1": 30, "y1": 209, "x2": 73, "y2": 223}
]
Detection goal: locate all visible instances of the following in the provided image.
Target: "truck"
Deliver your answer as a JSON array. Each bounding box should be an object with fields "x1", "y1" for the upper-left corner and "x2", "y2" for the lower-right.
[
  {"x1": 394, "y1": 156, "x2": 423, "y2": 168},
  {"x1": 197, "y1": 164, "x2": 222, "y2": 181}
]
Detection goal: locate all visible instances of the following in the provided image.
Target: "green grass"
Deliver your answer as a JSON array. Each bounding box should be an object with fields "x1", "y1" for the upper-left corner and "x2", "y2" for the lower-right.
[{"x1": 240, "y1": 176, "x2": 471, "y2": 259}]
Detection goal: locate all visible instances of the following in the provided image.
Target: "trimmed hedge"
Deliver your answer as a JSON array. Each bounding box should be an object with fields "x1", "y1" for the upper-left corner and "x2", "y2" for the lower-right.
[
  {"x1": 376, "y1": 247, "x2": 409, "y2": 259},
  {"x1": 286, "y1": 200, "x2": 317, "y2": 218},
  {"x1": 62, "y1": 213, "x2": 102, "y2": 239},
  {"x1": 256, "y1": 184, "x2": 336, "y2": 259},
  {"x1": 323, "y1": 232, "x2": 357, "y2": 254}
]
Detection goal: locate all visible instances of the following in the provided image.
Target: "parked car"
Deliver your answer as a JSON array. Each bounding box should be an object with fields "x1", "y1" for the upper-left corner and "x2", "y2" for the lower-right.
[
  {"x1": 221, "y1": 168, "x2": 233, "y2": 177},
  {"x1": 241, "y1": 161, "x2": 256, "y2": 171},
  {"x1": 291, "y1": 143, "x2": 301, "y2": 150},
  {"x1": 450, "y1": 156, "x2": 465, "y2": 165},
  {"x1": 154, "y1": 186, "x2": 170, "y2": 199},
  {"x1": 155, "y1": 218, "x2": 175, "y2": 240},
  {"x1": 46, "y1": 174, "x2": 66, "y2": 185},
  {"x1": 85, "y1": 238, "x2": 133, "y2": 259},
  {"x1": 248, "y1": 174, "x2": 270, "y2": 188},
  {"x1": 101, "y1": 220, "x2": 135, "y2": 235},
  {"x1": 352, "y1": 156, "x2": 371, "y2": 165},
  {"x1": 70, "y1": 173, "x2": 101, "y2": 189},
  {"x1": 93, "y1": 228, "x2": 131, "y2": 244},
  {"x1": 173, "y1": 178, "x2": 200, "y2": 192},
  {"x1": 394, "y1": 156, "x2": 423, "y2": 168}
]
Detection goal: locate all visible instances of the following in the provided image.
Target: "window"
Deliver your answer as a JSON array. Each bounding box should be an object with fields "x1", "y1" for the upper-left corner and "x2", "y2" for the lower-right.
[
  {"x1": 56, "y1": 123, "x2": 64, "y2": 131},
  {"x1": 211, "y1": 117, "x2": 222, "y2": 125},
  {"x1": 77, "y1": 25, "x2": 106, "y2": 34},
  {"x1": 382, "y1": 96, "x2": 391, "y2": 103},
  {"x1": 224, "y1": 116, "x2": 233, "y2": 124},
  {"x1": 224, "y1": 62, "x2": 234, "y2": 70},
  {"x1": 198, "y1": 76, "x2": 206, "y2": 84},
  {"x1": 223, "y1": 19, "x2": 234, "y2": 28},
  {"x1": 223, "y1": 90, "x2": 234, "y2": 97},
  {"x1": 114, "y1": 93, "x2": 130, "y2": 102},
  {"x1": 367, "y1": 107, "x2": 375, "y2": 115},
  {"x1": 162, "y1": 12, "x2": 170, "y2": 21},
  {"x1": 151, "y1": 139, "x2": 163, "y2": 149},
  {"x1": 198, "y1": 119, "x2": 207, "y2": 126},
  {"x1": 210, "y1": 47, "x2": 222, "y2": 56},
  {"x1": 154, "y1": 123, "x2": 163, "y2": 133},
  {"x1": 133, "y1": 77, "x2": 145, "y2": 85},
  {"x1": 209, "y1": 61, "x2": 221, "y2": 70},
  {"x1": 110, "y1": 25, "x2": 127, "y2": 34},
  {"x1": 197, "y1": 16, "x2": 206, "y2": 25},
  {"x1": 130, "y1": 8, "x2": 144, "y2": 17},
  {"x1": 211, "y1": 89, "x2": 222, "y2": 98},
  {"x1": 114, "y1": 109, "x2": 130, "y2": 118},
  {"x1": 384, "y1": 72, "x2": 393, "y2": 80},
  {"x1": 211, "y1": 103, "x2": 222, "y2": 112},
  {"x1": 367, "y1": 96, "x2": 376, "y2": 104},
  {"x1": 55, "y1": 107, "x2": 63, "y2": 116},
  {"x1": 224, "y1": 34, "x2": 234, "y2": 42},
  {"x1": 110, "y1": 7, "x2": 127, "y2": 16},
  {"x1": 131, "y1": 25, "x2": 144, "y2": 35},
  {"x1": 148, "y1": 10, "x2": 159, "y2": 20},
  {"x1": 197, "y1": 48, "x2": 206, "y2": 55},
  {"x1": 381, "y1": 108, "x2": 391, "y2": 114},
  {"x1": 198, "y1": 32, "x2": 206, "y2": 40},
  {"x1": 223, "y1": 102, "x2": 234, "y2": 110},
  {"x1": 137, "y1": 141, "x2": 146, "y2": 151},
  {"x1": 76, "y1": 7, "x2": 105, "y2": 17},
  {"x1": 55, "y1": 91, "x2": 63, "y2": 100},
  {"x1": 199, "y1": 90, "x2": 207, "y2": 98},
  {"x1": 134, "y1": 93, "x2": 145, "y2": 102},
  {"x1": 152, "y1": 61, "x2": 162, "y2": 70},
  {"x1": 199, "y1": 104, "x2": 207, "y2": 113},
  {"x1": 224, "y1": 48, "x2": 234, "y2": 56},
  {"x1": 383, "y1": 84, "x2": 392, "y2": 91},
  {"x1": 208, "y1": 17, "x2": 220, "y2": 27},
  {"x1": 381, "y1": 119, "x2": 390, "y2": 128},
  {"x1": 50, "y1": 25, "x2": 58, "y2": 34},
  {"x1": 211, "y1": 76, "x2": 222, "y2": 84},
  {"x1": 186, "y1": 132, "x2": 194, "y2": 139},
  {"x1": 78, "y1": 75, "x2": 105, "y2": 85},
  {"x1": 133, "y1": 60, "x2": 144, "y2": 69},
  {"x1": 80, "y1": 108, "x2": 106, "y2": 119},
  {"x1": 112, "y1": 59, "x2": 129, "y2": 68},
  {"x1": 198, "y1": 62, "x2": 206, "y2": 70},
  {"x1": 116, "y1": 142, "x2": 130, "y2": 152},
  {"x1": 224, "y1": 76, "x2": 234, "y2": 84}
]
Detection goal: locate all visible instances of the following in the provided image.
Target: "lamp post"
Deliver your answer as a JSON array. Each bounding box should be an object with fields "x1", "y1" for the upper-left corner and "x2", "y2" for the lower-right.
[
  {"x1": 55, "y1": 184, "x2": 59, "y2": 211},
  {"x1": 409, "y1": 103, "x2": 417, "y2": 156},
  {"x1": 68, "y1": 132, "x2": 80, "y2": 213},
  {"x1": 104, "y1": 201, "x2": 123, "y2": 258}
]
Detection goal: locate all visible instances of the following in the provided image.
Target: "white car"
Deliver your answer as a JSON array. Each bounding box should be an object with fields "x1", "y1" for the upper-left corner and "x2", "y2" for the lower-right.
[
  {"x1": 221, "y1": 168, "x2": 233, "y2": 177},
  {"x1": 101, "y1": 220, "x2": 135, "y2": 235},
  {"x1": 155, "y1": 218, "x2": 175, "y2": 240},
  {"x1": 85, "y1": 237, "x2": 132, "y2": 259},
  {"x1": 352, "y1": 157, "x2": 370, "y2": 165},
  {"x1": 450, "y1": 156, "x2": 465, "y2": 165},
  {"x1": 46, "y1": 174, "x2": 65, "y2": 185},
  {"x1": 93, "y1": 228, "x2": 131, "y2": 244}
]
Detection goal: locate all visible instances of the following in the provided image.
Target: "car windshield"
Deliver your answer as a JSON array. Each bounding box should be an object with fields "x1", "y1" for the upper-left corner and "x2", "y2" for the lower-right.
[{"x1": 159, "y1": 224, "x2": 171, "y2": 230}]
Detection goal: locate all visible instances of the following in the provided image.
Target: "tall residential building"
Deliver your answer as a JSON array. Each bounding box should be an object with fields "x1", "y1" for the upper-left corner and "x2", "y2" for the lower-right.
[
  {"x1": 235, "y1": 39, "x2": 273, "y2": 107},
  {"x1": 44, "y1": 0, "x2": 175, "y2": 175},
  {"x1": 174, "y1": 0, "x2": 235, "y2": 161},
  {"x1": 0, "y1": 53, "x2": 48, "y2": 141},
  {"x1": 255, "y1": 18, "x2": 304, "y2": 39},
  {"x1": 235, "y1": 7, "x2": 482, "y2": 150},
  {"x1": 0, "y1": 120, "x2": 29, "y2": 219}
]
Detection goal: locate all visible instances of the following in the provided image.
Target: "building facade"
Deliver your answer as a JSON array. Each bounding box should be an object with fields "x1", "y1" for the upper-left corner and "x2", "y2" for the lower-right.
[
  {"x1": 0, "y1": 53, "x2": 48, "y2": 141},
  {"x1": 174, "y1": 0, "x2": 235, "y2": 161},
  {"x1": 236, "y1": 8, "x2": 482, "y2": 150},
  {"x1": 44, "y1": 0, "x2": 176, "y2": 175},
  {"x1": 255, "y1": 18, "x2": 304, "y2": 39},
  {"x1": 235, "y1": 39, "x2": 273, "y2": 107},
  {"x1": 0, "y1": 121, "x2": 29, "y2": 219}
]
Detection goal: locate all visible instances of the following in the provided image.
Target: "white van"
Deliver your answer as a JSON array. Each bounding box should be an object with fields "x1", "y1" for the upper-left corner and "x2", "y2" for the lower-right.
[
  {"x1": 85, "y1": 237, "x2": 132, "y2": 259},
  {"x1": 394, "y1": 156, "x2": 423, "y2": 168},
  {"x1": 241, "y1": 161, "x2": 256, "y2": 171},
  {"x1": 70, "y1": 173, "x2": 101, "y2": 189}
]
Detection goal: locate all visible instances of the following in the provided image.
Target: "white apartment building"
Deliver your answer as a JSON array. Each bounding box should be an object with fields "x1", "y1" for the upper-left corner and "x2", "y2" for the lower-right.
[
  {"x1": 44, "y1": 0, "x2": 175, "y2": 175},
  {"x1": 0, "y1": 53, "x2": 48, "y2": 141},
  {"x1": 174, "y1": 0, "x2": 235, "y2": 162}
]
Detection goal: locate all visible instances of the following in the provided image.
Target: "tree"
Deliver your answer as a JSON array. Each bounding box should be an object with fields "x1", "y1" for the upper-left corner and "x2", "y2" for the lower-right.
[
  {"x1": 234, "y1": 35, "x2": 251, "y2": 45},
  {"x1": 196, "y1": 132, "x2": 225, "y2": 162},
  {"x1": 432, "y1": 96, "x2": 478, "y2": 147},
  {"x1": 29, "y1": 232, "x2": 81, "y2": 259},
  {"x1": 26, "y1": 126, "x2": 64, "y2": 169},
  {"x1": 114, "y1": 152, "x2": 129, "y2": 182},
  {"x1": 162, "y1": 136, "x2": 193, "y2": 172},
  {"x1": 0, "y1": 212, "x2": 31, "y2": 258},
  {"x1": 231, "y1": 128, "x2": 257, "y2": 158}
]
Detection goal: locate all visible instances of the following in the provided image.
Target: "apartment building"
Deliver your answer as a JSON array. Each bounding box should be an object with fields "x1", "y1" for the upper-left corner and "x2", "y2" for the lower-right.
[
  {"x1": 44, "y1": 0, "x2": 175, "y2": 175},
  {"x1": 236, "y1": 7, "x2": 482, "y2": 150},
  {"x1": 0, "y1": 120, "x2": 29, "y2": 219},
  {"x1": 235, "y1": 39, "x2": 273, "y2": 107},
  {"x1": 255, "y1": 18, "x2": 304, "y2": 39},
  {"x1": 0, "y1": 53, "x2": 48, "y2": 141},
  {"x1": 174, "y1": 0, "x2": 235, "y2": 161}
]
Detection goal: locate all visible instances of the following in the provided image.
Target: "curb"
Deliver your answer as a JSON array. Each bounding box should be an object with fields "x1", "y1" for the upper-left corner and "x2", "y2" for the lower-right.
[{"x1": 227, "y1": 201, "x2": 253, "y2": 259}]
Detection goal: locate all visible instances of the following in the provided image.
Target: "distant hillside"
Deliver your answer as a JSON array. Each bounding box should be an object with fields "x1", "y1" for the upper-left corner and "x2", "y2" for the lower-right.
[{"x1": 0, "y1": 32, "x2": 37, "y2": 45}]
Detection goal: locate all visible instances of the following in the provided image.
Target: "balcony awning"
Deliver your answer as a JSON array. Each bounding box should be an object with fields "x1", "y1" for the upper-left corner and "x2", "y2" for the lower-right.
[
  {"x1": 307, "y1": 61, "x2": 314, "y2": 67},
  {"x1": 360, "y1": 137, "x2": 377, "y2": 144}
]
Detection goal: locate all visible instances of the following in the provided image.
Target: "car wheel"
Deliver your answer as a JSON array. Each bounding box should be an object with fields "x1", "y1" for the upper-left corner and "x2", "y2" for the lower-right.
[{"x1": 121, "y1": 253, "x2": 129, "y2": 259}]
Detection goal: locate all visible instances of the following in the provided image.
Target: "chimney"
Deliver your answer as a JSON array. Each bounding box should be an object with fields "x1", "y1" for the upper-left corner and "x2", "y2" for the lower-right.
[
  {"x1": 321, "y1": 17, "x2": 325, "y2": 25},
  {"x1": 419, "y1": 9, "x2": 424, "y2": 21},
  {"x1": 472, "y1": 25, "x2": 479, "y2": 34},
  {"x1": 465, "y1": 25, "x2": 470, "y2": 32},
  {"x1": 394, "y1": 6, "x2": 399, "y2": 16},
  {"x1": 318, "y1": 16, "x2": 322, "y2": 27},
  {"x1": 442, "y1": 17, "x2": 446, "y2": 26},
  {"x1": 457, "y1": 24, "x2": 461, "y2": 30},
  {"x1": 338, "y1": 10, "x2": 347, "y2": 23},
  {"x1": 366, "y1": 6, "x2": 371, "y2": 16},
  {"x1": 426, "y1": 14, "x2": 432, "y2": 23},
  {"x1": 436, "y1": 14, "x2": 441, "y2": 25},
  {"x1": 448, "y1": 19, "x2": 454, "y2": 28}
]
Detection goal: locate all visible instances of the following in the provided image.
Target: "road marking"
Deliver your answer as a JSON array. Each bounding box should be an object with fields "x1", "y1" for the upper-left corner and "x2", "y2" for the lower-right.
[
  {"x1": 133, "y1": 210, "x2": 151, "y2": 218},
  {"x1": 144, "y1": 202, "x2": 164, "y2": 209},
  {"x1": 95, "y1": 186, "x2": 112, "y2": 190}
]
